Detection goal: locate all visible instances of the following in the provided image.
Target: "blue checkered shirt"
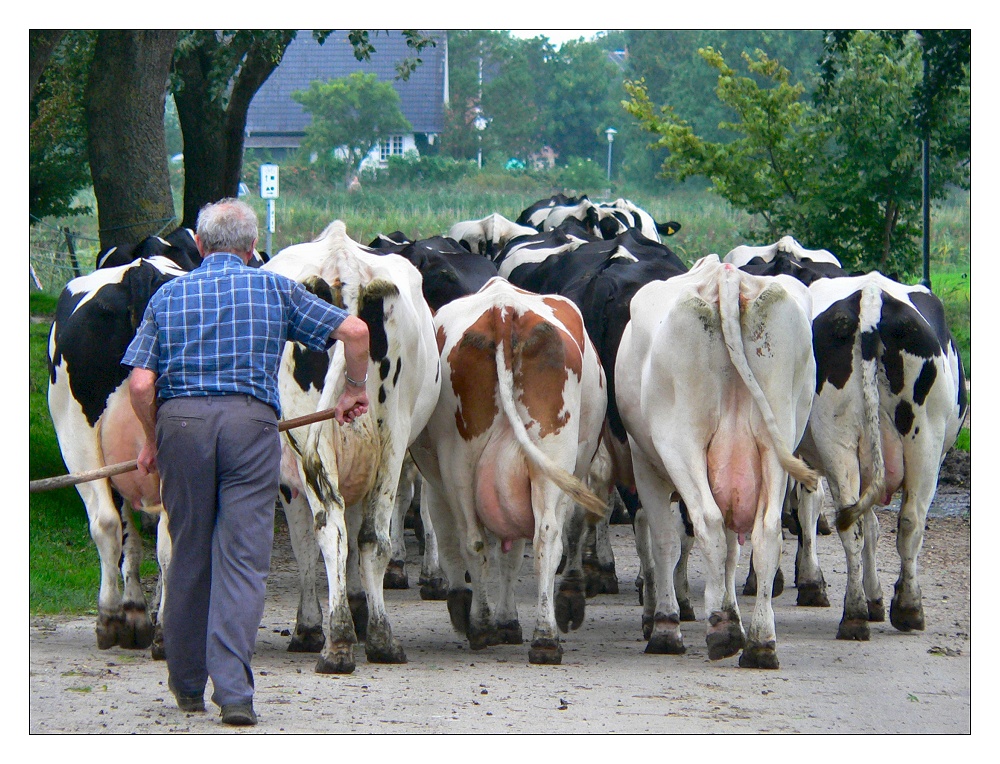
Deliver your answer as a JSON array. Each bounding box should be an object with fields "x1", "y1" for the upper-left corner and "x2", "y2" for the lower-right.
[{"x1": 122, "y1": 252, "x2": 349, "y2": 416}]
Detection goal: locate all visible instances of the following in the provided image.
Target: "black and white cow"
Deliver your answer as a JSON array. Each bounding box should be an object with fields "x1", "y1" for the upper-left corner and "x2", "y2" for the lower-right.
[
  {"x1": 725, "y1": 242, "x2": 968, "y2": 638},
  {"x1": 96, "y1": 227, "x2": 202, "y2": 271},
  {"x1": 47, "y1": 256, "x2": 188, "y2": 654},
  {"x1": 616, "y1": 255, "x2": 817, "y2": 668},
  {"x1": 264, "y1": 221, "x2": 441, "y2": 673},
  {"x1": 447, "y1": 213, "x2": 538, "y2": 261},
  {"x1": 515, "y1": 195, "x2": 680, "y2": 243}
]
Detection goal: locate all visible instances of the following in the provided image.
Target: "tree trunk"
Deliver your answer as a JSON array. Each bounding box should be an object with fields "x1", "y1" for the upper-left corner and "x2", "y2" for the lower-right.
[
  {"x1": 29, "y1": 30, "x2": 66, "y2": 100},
  {"x1": 85, "y1": 30, "x2": 178, "y2": 251},
  {"x1": 172, "y1": 31, "x2": 295, "y2": 228}
]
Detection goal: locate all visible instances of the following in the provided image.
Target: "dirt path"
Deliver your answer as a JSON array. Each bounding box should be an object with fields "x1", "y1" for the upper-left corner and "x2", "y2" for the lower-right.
[{"x1": 29, "y1": 478, "x2": 971, "y2": 735}]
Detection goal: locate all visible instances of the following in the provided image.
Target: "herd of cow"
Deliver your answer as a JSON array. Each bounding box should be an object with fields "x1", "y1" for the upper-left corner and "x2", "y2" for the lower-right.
[{"x1": 44, "y1": 192, "x2": 968, "y2": 674}]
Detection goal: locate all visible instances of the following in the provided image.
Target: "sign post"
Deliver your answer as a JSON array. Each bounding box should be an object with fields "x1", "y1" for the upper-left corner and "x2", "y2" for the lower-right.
[{"x1": 259, "y1": 163, "x2": 279, "y2": 257}]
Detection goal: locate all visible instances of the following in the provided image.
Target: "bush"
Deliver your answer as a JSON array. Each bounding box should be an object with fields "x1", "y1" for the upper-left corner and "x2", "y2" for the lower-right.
[{"x1": 552, "y1": 157, "x2": 608, "y2": 195}]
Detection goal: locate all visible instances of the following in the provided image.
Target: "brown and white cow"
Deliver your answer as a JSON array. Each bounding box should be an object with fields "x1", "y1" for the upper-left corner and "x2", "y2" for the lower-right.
[
  {"x1": 616, "y1": 255, "x2": 817, "y2": 668},
  {"x1": 264, "y1": 221, "x2": 441, "y2": 673},
  {"x1": 410, "y1": 277, "x2": 607, "y2": 665}
]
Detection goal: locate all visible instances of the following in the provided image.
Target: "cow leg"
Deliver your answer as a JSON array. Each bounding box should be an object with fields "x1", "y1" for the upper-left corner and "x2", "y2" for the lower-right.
[
  {"x1": 794, "y1": 484, "x2": 830, "y2": 607},
  {"x1": 555, "y1": 505, "x2": 587, "y2": 633},
  {"x1": 357, "y1": 462, "x2": 407, "y2": 665},
  {"x1": 116, "y1": 500, "x2": 155, "y2": 650},
  {"x1": 862, "y1": 510, "x2": 885, "y2": 621},
  {"x1": 739, "y1": 474, "x2": 784, "y2": 670},
  {"x1": 632, "y1": 507, "x2": 655, "y2": 637},
  {"x1": 420, "y1": 478, "x2": 476, "y2": 638},
  {"x1": 584, "y1": 512, "x2": 619, "y2": 595},
  {"x1": 494, "y1": 539, "x2": 524, "y2": 645},
  {"x1": 836, "y1": 517, "x2": 871, "y2": 640},
  {"x1": 890, "y1": 470, "x2": 938, "y2": 632},
  {"x1": 344, "y1": 508, "x2": 369, "y2": 642},
  {"x1": 417, "y1": 499, "x2": 448, "y2": 601},
  {"x1": 674, "y1": 522, "x2": 696, "y2": 621},
  {"x1": 631, "y1": 453, "x2": 686, "y2": 655},
  {"x1": 150, "y1": 510, "x2": 172, "y2": 660},
  {"x1": 279, "y1": 492, "x2": 325, "y2": 653},
  {"x1": 528, "y1": 487, "x2": 570, "y2": 666},
  {"x1": 384, "y1": 463, "x2": 415, "y2": 590}
]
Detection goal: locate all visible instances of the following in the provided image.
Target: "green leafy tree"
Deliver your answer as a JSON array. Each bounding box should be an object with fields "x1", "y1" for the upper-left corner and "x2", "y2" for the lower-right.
[
  {"x1": 292, "y1": 72, "x2": 412, "y2": 186},
  {"x1": 30, "y1": 31, "x2": 95, "y2": 220},
  {"x1": 625, "y1": 33, "x2": 970, "y2": 275}
]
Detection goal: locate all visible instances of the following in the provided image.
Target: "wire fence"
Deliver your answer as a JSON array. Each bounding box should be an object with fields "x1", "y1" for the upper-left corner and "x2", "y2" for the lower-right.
[{"x1": 29, "y1": 214, "x2": 178, "y2": 295}]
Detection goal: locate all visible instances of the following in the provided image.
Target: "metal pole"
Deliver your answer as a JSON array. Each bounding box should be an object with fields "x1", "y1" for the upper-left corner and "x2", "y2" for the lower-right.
[
  {"x1": 921, "y1": 55, "x2": 932, "y2": 290},
  {"x1": 607, "y1": 141, "x2": 612, "y2": 181}
]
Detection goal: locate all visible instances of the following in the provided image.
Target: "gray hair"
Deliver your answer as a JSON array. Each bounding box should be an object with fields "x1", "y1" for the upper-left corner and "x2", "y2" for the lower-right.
[{"x1": 195, "y1": 198, "x2": 259, "y2": 255}]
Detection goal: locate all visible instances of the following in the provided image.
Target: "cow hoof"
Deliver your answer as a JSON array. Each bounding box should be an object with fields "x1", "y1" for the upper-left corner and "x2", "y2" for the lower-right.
[
  {"x1": 366, "y1": 639, "x2": 407, "y2": 665},
  {"x1": 446, "y1": 589, "x2": 472, "y2": 635},
  {"x1": 645, "y1": 613, "x2": 685, "y2": 654},
  {"x1": 288, "y1": 625, "x2": 325, "y2": 653},
  {"x1": 796, "y1": 582, "x2": 830, "y2": 608},
  {"x1": 150, "y1": 624, "x2": 166, "y2": 660},
  {"x1": 96, "y1": 613, "x2": 124, "y2": 650},
  {"x1": 348, "y1": 594, "x2": 369, "y2": 642},
  {"x1": 496, "y1": 620, "x2": 523, "y2": 645},
  {"x1": 419, "y1": 577, "x2": 448, "y2": 601},
  {"x1": 315, "y1": 643, "x2": 356, "y2": 674},
  {"x1": 467, "y1": 624, "x2": 498, "y2": 650},
  {"x1": 642, "y1": 614, "x2": 653, "y2": 641},
  {"x1": 742, "y1": 575, "x2": 758, "y2": 597},
  {"x1": 739, "y1": 641, "x2": 779, "y2": 669},
  {"x1": 889, "y1": 600, "x2": 925, "y2": 632},
  {"x1": 836, "y1": 618, "x2": 870, "y2": 641},
  {"x1": 645, "y1": 631, "x2": 686, "y2": 655},
  {"x1": 383, "y1": 560, "x2": 409, "y2": 590},
  {"x1": 119, "y1": 604, "x2": 154, "y2": 649},
  {"x1": 528, "y1": 638, "x2": 563, "y2": 665},
  {"x1": 868, "y1": 597, "x2": 886, "y2": 622},
  {"x1": 817, "y1": 512, "x2": 833, "y2": 535},
  {"x1": 584, "y1": 563, "x2": 619, "y2": 596},
  {"x1": 706, "y1": 612, "x2": 744, "y2": 660},
  {"x1": 679, "y1": 599, "x2": 697, "y2": 622},
  {"x1": 772, "y1": 568, "x2": 784, "y2": 598},
  {"x1": 555, "y1": 584, "x2": 586, "y2": 633}
]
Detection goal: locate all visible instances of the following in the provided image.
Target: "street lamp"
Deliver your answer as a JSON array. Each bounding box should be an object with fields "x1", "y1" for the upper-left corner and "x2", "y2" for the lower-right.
[
  {"x1": 474, "y1": 110, "x2": 488, "y2": 169},
  {"x1": 605, "y1": 127, "x2": 617, "y2": 182}
]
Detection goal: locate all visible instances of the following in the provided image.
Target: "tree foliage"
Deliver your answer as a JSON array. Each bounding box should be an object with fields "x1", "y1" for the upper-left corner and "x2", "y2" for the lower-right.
[
  {"x1": 625, "y1": 31, "x2": 970, "y2": 276},
  {"x1": 30, "y1": 31, "x2": 94, "y2": 220},
  {"x1": 292, "y1": 72, "x2": 412, "y2": 184}
]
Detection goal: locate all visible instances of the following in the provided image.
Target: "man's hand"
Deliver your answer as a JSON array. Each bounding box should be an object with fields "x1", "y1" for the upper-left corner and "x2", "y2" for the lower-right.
[
  {"x1": 136, "y1": 441, "x2": 158, "y2": 476},
  {"x1": 334, "y1": 387, "x2": 370, "y2": 425}
]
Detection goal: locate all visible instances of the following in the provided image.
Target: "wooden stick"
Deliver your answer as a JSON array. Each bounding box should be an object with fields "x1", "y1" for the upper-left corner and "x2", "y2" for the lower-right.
[{"x1": 29, "y1": 406, "x2": 339, "y2": 494}]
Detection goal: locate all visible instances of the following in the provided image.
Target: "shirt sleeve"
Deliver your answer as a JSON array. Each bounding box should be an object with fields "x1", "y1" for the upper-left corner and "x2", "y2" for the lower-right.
[
  {"x1": 284, "y1": 280, "x2": 349, "y2": 351},
  {"x1": 121, "y1": 304, "x2": 160, "y2": 371}
]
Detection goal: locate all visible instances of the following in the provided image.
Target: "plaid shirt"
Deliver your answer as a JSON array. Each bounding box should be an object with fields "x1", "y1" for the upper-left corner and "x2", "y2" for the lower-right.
[{"x1": 122, "y1": 252, "x2": 348, "y2": 416}]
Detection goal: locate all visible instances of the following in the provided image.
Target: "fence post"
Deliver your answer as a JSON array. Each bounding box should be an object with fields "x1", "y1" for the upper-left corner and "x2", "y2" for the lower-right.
[{"x1": 63, "y1": 227, "x2": 82, "y2": 278}]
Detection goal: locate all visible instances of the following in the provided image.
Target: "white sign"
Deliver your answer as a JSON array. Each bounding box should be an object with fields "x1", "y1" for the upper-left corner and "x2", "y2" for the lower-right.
[{"x1": 260, "y1": 164, "x2": 279, "y2": 199}]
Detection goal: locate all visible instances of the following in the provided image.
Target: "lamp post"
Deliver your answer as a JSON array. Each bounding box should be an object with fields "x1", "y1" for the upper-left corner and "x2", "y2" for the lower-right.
[
  {"x1": 474, "y1": 111, "x2": 487, "y2": 169},
  {"x1": 605, "y1": 127, "x2": 617, "y2": 182}
]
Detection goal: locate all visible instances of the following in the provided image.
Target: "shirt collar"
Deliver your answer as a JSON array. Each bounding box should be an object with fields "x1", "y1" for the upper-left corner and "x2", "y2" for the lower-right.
[{"x1": 201, "y1": 252, "x2": 246, "y2": 269}]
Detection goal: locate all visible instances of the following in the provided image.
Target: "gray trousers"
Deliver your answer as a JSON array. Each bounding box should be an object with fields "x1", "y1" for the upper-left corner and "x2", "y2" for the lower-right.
[{"x1": 157, "y1": 394, "x2": 280, "y2": 708}]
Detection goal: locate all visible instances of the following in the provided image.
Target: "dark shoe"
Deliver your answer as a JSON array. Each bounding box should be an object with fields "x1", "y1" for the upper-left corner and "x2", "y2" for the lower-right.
[
  {"x1": 221, "y1": 703, "x2": 257, "y2": 726},
  {"x1": 168, "y1": 677, "x2": 205, "y2": 713}
]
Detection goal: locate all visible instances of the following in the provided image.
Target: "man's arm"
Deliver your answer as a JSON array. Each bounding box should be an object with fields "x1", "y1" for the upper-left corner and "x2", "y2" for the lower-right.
[
  {"x1": 331, "y1": 316, "x2": 370, "y2": 425},
  {"x1": 128, "y1": 367, "x2": 159, "y2": 475}
]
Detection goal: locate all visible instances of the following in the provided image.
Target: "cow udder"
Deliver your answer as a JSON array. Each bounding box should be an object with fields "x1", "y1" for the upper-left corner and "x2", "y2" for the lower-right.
[{"x1": 474, "y1": 430, "x2": 534, "y2": 550}]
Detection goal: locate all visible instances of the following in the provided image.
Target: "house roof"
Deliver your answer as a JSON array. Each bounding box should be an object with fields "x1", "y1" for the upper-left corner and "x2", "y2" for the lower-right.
[{"x1": 246, "y1": 29, "x2": 447, "y2": 146}]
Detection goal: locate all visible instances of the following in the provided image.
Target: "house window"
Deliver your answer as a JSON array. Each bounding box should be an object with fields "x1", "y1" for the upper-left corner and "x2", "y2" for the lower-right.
[{"x1": 380, "y1": 135, "x2": 404, "y2": 162}]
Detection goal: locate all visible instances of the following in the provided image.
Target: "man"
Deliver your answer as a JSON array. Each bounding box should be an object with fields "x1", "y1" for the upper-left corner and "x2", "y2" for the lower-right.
[{"x1": 123, "y1": 198, "x2": 370, "y2": 727}]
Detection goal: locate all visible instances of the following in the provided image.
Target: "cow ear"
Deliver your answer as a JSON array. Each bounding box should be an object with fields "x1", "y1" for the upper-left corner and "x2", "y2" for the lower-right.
[{"x1": 659, "y1": 221, "x2": 681, "y2": 236}]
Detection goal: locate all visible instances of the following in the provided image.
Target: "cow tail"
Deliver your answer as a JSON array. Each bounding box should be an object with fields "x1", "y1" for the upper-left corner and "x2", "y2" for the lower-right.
[
  {"x1": 836, "y1": 283, "x2": 886, "y2": 531},
  {"x1": 718, "y1": 266, "x2": 819, "y2": 492},
  {"x1": 493, "y1": 324, "x2": 606, "y2": 518}
]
